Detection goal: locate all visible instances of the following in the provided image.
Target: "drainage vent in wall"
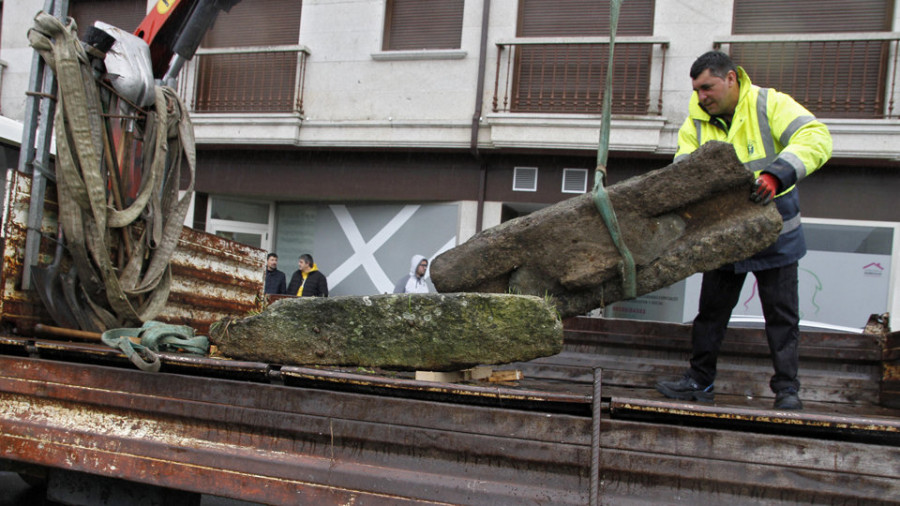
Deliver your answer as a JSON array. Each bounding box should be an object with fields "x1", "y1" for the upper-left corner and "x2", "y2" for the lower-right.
[
  {"x1": 513, "y1": 167, "x2": 538, "y2": 192},
  {"x1": 562, "y1": 168, "x2": 589, "y2": 193}
]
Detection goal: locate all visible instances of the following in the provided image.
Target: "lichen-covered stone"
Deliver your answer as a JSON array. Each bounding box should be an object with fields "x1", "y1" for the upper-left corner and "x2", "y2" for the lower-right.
[
  {"x1": 430, "y1": 141, "x2": 783, "y2": 317},
  {"x1": 209, "y1": 293, "x2": 563, "y2": 371}
]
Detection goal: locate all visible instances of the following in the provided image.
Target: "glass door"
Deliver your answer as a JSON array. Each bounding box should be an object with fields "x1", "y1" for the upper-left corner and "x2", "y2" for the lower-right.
[{"x1": 206, "y1": 196, "x2": 274, "y2": 252}]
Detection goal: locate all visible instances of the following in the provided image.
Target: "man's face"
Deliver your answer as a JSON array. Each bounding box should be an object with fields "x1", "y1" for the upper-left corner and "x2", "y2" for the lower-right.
[
  {"x1": 298, "y1": 258, "x2": 311, "y2": 272},
  {"x1": 267, "y1": 256, "x2": 278, "y2": 271},
  {"x1": 692, "y1": 68, "x2": 739, "y2": 117},
  {"x1": 416, "y1": 260, "x2": 428, "y2": 278}
]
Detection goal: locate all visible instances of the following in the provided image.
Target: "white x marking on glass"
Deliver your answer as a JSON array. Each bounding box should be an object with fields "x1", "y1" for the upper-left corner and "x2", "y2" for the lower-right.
[{"x1": 328, "y1": 204, "x2": 420, "y2": 293}]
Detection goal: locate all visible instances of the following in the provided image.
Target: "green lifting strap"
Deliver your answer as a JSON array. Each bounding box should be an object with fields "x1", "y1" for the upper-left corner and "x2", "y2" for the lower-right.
[
  {"x1": 102, "y1": 321, "x2": 210, "y2": 372},
  {"x1": 592, "y1": 167, "x2": 636, "y2": 300},
  {"x1": 592, "y1": 0, "x2": 636, "y2": 300}
]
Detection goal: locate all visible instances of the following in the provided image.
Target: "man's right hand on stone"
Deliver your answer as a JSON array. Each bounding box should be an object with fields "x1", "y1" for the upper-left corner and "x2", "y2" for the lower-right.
[{"x1": 750, "y1": 173, "x2": 778, "y2": 205}]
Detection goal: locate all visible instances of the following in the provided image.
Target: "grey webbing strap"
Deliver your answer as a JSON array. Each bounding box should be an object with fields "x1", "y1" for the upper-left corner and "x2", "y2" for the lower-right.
[{"x1": 29, "y1": 12, "x2": 196, "y2": 330}]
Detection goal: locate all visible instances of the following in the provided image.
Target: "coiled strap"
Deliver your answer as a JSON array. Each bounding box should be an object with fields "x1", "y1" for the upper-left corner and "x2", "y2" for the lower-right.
[{"x1": 102, "y1": 321, "x2": 209, "y2": 372}]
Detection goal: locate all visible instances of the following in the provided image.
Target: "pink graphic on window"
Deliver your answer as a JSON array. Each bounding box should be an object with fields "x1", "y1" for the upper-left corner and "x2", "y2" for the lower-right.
[{"x1": 741, "y1": 268, "x2": 823, "y2": 319}]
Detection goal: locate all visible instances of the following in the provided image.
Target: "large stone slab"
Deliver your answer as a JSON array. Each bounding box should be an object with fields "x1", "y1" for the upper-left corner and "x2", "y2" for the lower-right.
[
  {"x1": 430, "y1": 141, "x2": 784, "y2": 317},
  {"x1": 209, "y1": 293, "x2": 563, "y2": 371}
]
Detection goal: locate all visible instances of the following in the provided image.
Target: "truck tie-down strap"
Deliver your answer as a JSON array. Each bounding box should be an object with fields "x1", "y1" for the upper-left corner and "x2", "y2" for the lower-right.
[
  {"x1": 27, "y1": 12, "x2": 196, "y2": 331},
  {"x1": 102, "y1": 321, "x2": 210, "y2": 372}
]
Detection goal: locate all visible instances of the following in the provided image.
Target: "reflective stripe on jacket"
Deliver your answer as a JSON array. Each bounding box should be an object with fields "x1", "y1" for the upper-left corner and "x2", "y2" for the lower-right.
[{"x1": 674, "y1": 67, "x2": 832, "y2": 272}]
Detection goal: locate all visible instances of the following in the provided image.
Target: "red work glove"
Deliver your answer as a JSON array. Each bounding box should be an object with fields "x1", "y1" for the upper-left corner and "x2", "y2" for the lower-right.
[{"x1": 751, "y1": 173, "x2": 778, "y2": 205}]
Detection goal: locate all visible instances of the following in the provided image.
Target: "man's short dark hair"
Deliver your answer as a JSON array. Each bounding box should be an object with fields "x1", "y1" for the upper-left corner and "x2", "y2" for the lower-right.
[
  {"x1": 300, "y1": 253, "x2": 314, "y2": 265},
  {"x1": 690, "y1": 51, "x2": 737, "y2": 80},
  {"x1": 267, "y1": 253, "x2": 278, "y2": 260}
]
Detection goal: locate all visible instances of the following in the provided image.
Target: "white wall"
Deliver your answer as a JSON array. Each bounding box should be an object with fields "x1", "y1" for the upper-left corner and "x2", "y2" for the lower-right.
[
  {"x1": 1, "y1": 0, "x2": 43, "y2": 122},
  {"x1": 654, "y1": 0, "x2": 734, "y2": 125},
  {"x1": 293, "y1": 0, "x2": 490, "y2": 148},
  {"x1": 4, "y1": 0, "x2": 900, "y2": 158}
]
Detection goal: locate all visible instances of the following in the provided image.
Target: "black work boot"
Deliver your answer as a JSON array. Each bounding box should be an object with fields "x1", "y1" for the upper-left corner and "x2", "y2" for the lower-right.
[
  {"x1": 655, "y1": 375, "x2": 714, "y2": 402},
  {"x1": 774, "y1": 387, "x2": 803, "y2": 410}
]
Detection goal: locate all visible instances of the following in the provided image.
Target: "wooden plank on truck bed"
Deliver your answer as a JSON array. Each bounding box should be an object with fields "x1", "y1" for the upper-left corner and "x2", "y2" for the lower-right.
[
  {"x1": 488, "y1": 370, "x2": 523, "y2": 382},
  {"x1": 416, "y1": 365, "x2": 493, "y2": 383}
]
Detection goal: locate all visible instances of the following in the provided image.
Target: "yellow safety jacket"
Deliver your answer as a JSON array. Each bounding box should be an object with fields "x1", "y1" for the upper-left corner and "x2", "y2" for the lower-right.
[{"x1": 674, "y1": 67, "x2": 832, "y2": 272}]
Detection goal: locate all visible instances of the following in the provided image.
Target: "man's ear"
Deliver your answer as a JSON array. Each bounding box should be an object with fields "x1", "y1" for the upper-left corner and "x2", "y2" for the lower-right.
[{"x1": 726, "y1": 70, "x2": 737, "y2": 86}]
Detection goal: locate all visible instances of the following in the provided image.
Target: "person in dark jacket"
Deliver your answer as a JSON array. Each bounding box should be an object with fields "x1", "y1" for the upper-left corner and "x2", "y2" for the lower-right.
[
  {"x1": 264, "y1": 253, "x2": 287, "y2": 295},
  {"x1": 287, "y1": 253, "x2": 328, "y2": 297}
]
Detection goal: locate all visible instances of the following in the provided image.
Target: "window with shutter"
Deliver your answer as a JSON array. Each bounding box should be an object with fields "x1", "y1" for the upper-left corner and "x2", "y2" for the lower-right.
[
  {"x1": 383, "y1": 0, "x2": 465, "y2": 51},
  {"x1": 203, "y1": 0, "x2": 302, "y2": 48},
  {"x1": 729, "y1": 0, "x2": 893, "y2": 119},
  {"x1": 194, "y1": 0, "x2": 303, "y2": 113},
  {"x1": 511, "y1": 0, "x2": 655, "y2": 114},
  {"x1": 732, "y1": 0, "x2": 890, "y2": 34},
  {"x1": 517, "y1": 0, "x2": 654, "y2": 37},
  {"x1": 69, "y1": 0, "x2": 147, "y2": 39}
]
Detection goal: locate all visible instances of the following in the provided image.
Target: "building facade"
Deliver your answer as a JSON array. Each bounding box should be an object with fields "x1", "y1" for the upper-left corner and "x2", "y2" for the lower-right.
[{"x1": 1, "y1": 0, "x2": 898, "y2": 328}]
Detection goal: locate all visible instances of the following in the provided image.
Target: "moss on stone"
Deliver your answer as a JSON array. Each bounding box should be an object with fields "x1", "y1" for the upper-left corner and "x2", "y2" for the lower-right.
[{"x1": 209, "y1": 293, "x2": 563, "y2": 371}]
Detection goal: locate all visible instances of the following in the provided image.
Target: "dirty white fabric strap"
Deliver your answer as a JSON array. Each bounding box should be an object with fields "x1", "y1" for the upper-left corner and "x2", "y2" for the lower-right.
[{"x1": 28, "y1": 12, "x2": 195, "y2": 331}]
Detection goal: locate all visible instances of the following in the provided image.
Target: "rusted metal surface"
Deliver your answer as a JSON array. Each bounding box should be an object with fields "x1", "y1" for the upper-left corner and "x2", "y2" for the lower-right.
[
  {"x1": 160, "y1": 225, "x2": 265, "y2": 334},
  {"x1": 0, "y1": 335, "x2": 273, "y2": 383},
  {"x1": 595, "y1": 418, "x2": 899, "y2": 504},
  {"x1": 610, "y1": 396, "x2": 900, "y2": 441},
  {"x1": 0, "y1": 355, "x2": 591, "y2": 505},
  {"x1": 549, "y1": 316, "x2": 887, "y2": 405},
  {"x1": 1, "y1": 170, "x2": 264, "y2": 335},
  {"x1": 1, "y1": 317, "x2": 898, "y2": 503},
  {"x1": 1, "y1": 346, "x2": 898, "y2": 504},
  {"x1": 13, "y1": 332, "x2": 899, "y2": 437},
  {"x1": 589, "y1": 368, "x2": 602, "y2": 506},
  {"x1": 884, "y1": 329, "x2": 900, "y2": 408},
  {"x1": 0, "y1": 168, "x2": 59, "y2": 329},
  {"x1": 280, "y1": 366, "x2": 590, "y2": 414}
]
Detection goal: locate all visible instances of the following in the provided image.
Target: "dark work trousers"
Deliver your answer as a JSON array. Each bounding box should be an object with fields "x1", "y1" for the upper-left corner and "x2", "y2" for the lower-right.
[{"x1": 687, "y1": 262, "x2": 801, "y2": 394}]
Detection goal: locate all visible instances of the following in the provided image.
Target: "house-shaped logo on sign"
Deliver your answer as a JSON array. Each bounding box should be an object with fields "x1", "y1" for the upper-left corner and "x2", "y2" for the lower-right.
[{"x1": 862, "y1": 262, "x2": 885, "y2": 277}]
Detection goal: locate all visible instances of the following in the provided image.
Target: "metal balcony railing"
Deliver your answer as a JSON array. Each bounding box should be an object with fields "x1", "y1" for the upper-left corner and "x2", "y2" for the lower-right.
[
  {"x1": 715, "y1": 33, "x2": 900, "y2": 119},
  {"x1": 492, "y1": 37, "x2": 669, "y2": 115},
  {"x1": 182, "y1": 45, "x2": 310, "y2": 114}
]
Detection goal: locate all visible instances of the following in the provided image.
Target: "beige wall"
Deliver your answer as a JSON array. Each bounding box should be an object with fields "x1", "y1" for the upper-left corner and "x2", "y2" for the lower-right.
[{"x1": 2, "y1": 1, "x2": 899, "y2": 159}]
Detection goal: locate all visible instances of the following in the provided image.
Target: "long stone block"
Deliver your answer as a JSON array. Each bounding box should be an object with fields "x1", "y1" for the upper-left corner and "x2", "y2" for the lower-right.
[
  {"x1": 209, "y1": 293, "x2": 563, "y2": 370},
  {"x1": 430, "y1": 141, "x2": 784, "y2": 317}
]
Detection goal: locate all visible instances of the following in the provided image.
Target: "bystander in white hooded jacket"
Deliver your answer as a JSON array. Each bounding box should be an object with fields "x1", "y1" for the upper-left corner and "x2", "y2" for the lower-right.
[{"x1": 393, "y1": 254, "x2": 430, "y2": 293}]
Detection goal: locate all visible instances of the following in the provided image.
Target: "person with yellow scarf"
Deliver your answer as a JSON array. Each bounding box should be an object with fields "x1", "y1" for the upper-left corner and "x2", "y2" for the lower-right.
[{"x1": 287, "y1": 254, "x2": 328, "y2": 297}]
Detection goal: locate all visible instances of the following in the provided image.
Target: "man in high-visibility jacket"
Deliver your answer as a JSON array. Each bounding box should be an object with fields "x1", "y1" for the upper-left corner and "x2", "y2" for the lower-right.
[{"x1": 656, "y1": 51, "x2": 832, "y2": 410}]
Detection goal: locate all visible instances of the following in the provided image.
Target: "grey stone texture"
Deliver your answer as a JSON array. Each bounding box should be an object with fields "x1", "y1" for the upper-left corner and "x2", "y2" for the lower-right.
[
  {"x1": 430, "y1": 141, "x2": 784, "y2": 317},
  {"x1": 209, "y1": 292, "x2": 563, "y2": 370}
]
